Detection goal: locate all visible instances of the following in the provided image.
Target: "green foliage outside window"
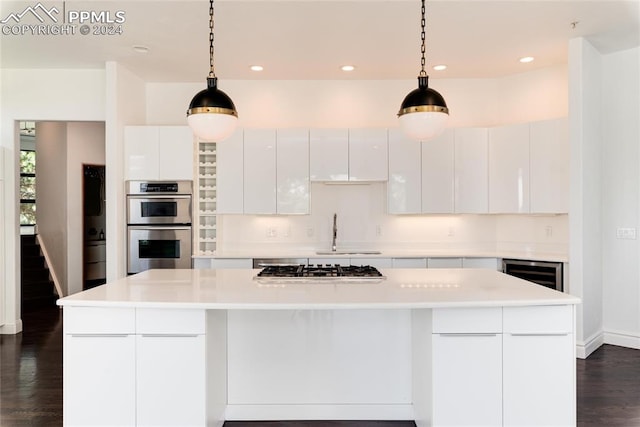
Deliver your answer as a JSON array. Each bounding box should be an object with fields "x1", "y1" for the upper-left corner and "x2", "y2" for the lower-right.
[{"x1": 20, "y1": 150, "x2": 36, "y2": 226}]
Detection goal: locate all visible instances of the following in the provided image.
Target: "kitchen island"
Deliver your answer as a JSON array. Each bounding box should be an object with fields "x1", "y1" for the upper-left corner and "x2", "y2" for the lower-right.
[{"x1": 57, "y1": 268, "x2": 580, "y2": 427}]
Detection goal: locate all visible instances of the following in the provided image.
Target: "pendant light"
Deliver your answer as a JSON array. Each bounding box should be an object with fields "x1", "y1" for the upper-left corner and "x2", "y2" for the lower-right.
[
  {"x1": 187, "y1": 0, "x2": 238, "y2": 142},
  {"x1": 398, "y1": 0, "x2": 449, "y2": 141}
]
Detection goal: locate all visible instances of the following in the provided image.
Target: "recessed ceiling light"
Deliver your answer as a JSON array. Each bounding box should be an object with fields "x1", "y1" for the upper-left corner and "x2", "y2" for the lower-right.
[
  {"x1": 519, "y1": 56, "x2": 535, "y2": 63},
  {"x1": 433, "y1": 64, "x2": 447, "y2": 71},
  {"x1": 250, "y1": 65, "x2": 264, "y2": 72},
  {"x1": 341, "y1": 65, "x2": 355, "y2": 72},
  {"x1": 132, "y1": 45, "x2": 149, "y2": 54}
]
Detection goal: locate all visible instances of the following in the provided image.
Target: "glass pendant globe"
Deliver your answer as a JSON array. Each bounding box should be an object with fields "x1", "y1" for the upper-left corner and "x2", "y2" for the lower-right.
[
  {"x1": 398, "y1": 110, "x2": 448, "y2": 141},
  {"x1": 187, "y1": 113, "x2": 238, "y2": 142}
]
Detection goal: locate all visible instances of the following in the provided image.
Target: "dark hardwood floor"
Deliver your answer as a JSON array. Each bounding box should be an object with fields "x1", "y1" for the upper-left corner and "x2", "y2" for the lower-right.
[{"x1": 2, "y1": 306, "x2": 640, "y2": 426}]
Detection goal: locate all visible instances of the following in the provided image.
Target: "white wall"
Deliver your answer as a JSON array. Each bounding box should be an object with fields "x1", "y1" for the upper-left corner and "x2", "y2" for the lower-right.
[
  {"x1": 569, "y1": 37, "x2": 605, "y2": 357},
  {"x1": 67, "y1": 122, "x2": 106, "y2": 295},
  {"x1": 601, "y1": 46, "x2": 640, "y2": 348},
  {"x1": 35, "y1": 122, "x2": 69, "y2": 292},
  {"x1": 105, "y1": 62, "x2": 146, "y2": 281},
  {"x1": 0, "y1": 68, "x2": 105, "y2": 333},
  {"x1": 146, "y1": 65, "x2": 568, "y2": 128}
]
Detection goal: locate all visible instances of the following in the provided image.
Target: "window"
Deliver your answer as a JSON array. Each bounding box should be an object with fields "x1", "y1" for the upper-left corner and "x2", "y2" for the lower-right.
[{"x1": 20, "y1": 149, "x2": 36, "y2": 226}]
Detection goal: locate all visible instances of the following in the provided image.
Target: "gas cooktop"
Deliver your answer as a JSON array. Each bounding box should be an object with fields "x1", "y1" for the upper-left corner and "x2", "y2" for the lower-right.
[{"x1": 255, "y1": 264, "x2": 385, "y2": 283}]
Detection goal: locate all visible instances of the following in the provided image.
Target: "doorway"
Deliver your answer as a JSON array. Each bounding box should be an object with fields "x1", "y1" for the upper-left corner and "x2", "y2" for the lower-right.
[{"x1": 83, "y1": 164, "x2": 106, "y2": 290}]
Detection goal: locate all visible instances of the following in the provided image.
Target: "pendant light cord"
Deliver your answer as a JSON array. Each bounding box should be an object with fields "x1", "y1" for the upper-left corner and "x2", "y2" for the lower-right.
[
  {"x1": 419, "y1": 0, "x2": 427, "y2": 77},
  {"x1": 209, "y1": 0, "x2": 215, "y2": 78}
]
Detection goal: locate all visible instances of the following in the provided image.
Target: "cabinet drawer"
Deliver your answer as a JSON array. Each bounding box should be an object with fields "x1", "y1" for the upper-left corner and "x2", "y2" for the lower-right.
[
  {"x1": 503, "y1": 305, "x2": 573, "y2": 334},
  {"x1": 65, "y1": 307, "x2": 135, "y2": 334},
  {"x1": 433, "y1": 307, "x2": 502, "y2": 334},
  {"x1": 84, "y1": 243, "x2": 106, "y2": 261},
  {"x1": 136, "y1": 308, "x2": 206, "y2": 335},
  {"x1": 85, "y1": 262, "x2": 106, "y2": 280}
]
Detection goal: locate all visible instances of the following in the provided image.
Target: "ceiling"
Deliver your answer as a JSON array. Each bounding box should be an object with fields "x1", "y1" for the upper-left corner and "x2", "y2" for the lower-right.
[{"x1": 1, "y1": 0, "x2": 639, "y2": 82}]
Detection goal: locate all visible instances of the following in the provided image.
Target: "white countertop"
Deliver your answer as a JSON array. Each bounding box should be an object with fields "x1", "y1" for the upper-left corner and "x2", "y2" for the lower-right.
[
  {"x1": 201, "y1": 249, "x2": 568, "y2": 263},
  {"x1": 58, "y1": 268, "x2": 579, "y2": 309}
]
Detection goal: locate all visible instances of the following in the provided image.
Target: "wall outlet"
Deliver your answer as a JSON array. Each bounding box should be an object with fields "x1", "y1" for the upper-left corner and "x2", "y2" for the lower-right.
[
  {"x1": 266, "y1": 227, "x2": 277, "y2": 238},
  {"x1": 616, "y1": 227, "x2": 637, "y2": 240},
  {"x1": 447, "y1": 227, "x2": 455, "y2": 237},
  {"x1": 376, "y1": 225, "x2": 382, "y2": 237},
  {"x1": 306, "y1": 227, "x2": 314, "y2": 237},
  {"x1": 545, "y1": 226, "x2": 553, "y2": 238}
]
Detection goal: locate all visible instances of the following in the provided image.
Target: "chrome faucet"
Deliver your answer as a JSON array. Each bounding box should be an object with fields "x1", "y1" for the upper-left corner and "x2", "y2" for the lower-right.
[{"x1": 331, "y1": 213, "x2": 337, "y2": 252}]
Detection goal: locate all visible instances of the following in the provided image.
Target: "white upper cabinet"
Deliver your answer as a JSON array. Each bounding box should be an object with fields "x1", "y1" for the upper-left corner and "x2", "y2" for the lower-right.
[
  {"x1": 530, "y1": 118, "x2": 569, "y2": 213},
  {"x1": 388, "y1": 128, "x2": 422, "y2": 214},
  {"x1": 310, "y1": 129, "x2": 349, "y2": 181},
  {"x1": 158, "y1": 126, "x2": 195, "y2": 180},
  {"x1": 243, "y1": 129, "x2": 277, "y2": 214},
  {"x1": 348, "y1": 128, "x2": 388, "y2": 181},
  {"x1": 216, "y1": 129, "x2": 244, "y2": 214},
  {"x1": 454, "y1": 128, "x2": 489, "y2": 213},
  {"x1": 489, "y1": 123, "x2": 530, "y2": 213},
  {"x1": 124, "y1": 126, "x2": 194, "y2": 181},
  {"x1": 277, "y1": 129, "x2": 310, "y2": 214},
  {"x1": 422, "y1": 129, "x2": 455, "y2": 213}
]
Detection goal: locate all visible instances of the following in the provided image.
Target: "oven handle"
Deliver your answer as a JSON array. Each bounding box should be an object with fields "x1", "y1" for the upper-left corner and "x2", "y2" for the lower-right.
[
  {"x1": 127, "y1": 195, "x2": 191, "y2": 199},
  {"x1": 128, "y1": 225, "x2": 192, "y2": 231}
]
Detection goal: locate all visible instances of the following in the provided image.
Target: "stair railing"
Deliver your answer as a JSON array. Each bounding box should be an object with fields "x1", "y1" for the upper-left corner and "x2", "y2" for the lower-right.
[{"x1": 35, "y1": 234, "x2": 65, "y2": 298}]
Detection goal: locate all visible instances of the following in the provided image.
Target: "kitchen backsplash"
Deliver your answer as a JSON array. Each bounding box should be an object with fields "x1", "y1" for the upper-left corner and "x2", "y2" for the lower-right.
[{"x1": 216, "y1": 183, "x2": 568, "y2": 255}]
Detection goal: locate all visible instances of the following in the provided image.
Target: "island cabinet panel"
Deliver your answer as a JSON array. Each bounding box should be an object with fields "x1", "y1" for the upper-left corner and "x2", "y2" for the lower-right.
[
  {"x1": 136, "y1": 335, "x2": 206, "y2": 426},
  {"x1": 503, "y1": 305, "x2": 575, "y2": 427},
  {"x1": 63, "y1": 307, "x2": 136, "y2": 426},
  {"x1": 431, "y1": 307, "x2": 503, "y2": 426},
  {"x1": 388, "y1": 128, "x2": 422, "y2": 214}
]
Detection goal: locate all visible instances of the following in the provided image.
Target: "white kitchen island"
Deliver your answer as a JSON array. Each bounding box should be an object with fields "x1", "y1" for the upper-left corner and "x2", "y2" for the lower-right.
[{"x1": 57, "y1": 268, "x2": 580, "y2": 427}]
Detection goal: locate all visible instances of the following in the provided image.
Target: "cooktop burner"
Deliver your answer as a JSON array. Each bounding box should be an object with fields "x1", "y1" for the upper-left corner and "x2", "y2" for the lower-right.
[{"x1": 255, "y1": 264, "x2": 385, "y2": 281}]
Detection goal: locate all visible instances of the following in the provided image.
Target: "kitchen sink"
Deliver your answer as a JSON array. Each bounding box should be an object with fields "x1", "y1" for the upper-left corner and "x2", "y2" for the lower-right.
[{"x1": 315, "y1": 250, "x2": 382, "y2": 255}]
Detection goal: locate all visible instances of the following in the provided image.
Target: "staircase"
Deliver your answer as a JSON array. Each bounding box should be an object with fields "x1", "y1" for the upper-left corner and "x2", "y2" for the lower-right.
[{"x1": 21, "y1": 234, "x2": 58, "y2": 313}]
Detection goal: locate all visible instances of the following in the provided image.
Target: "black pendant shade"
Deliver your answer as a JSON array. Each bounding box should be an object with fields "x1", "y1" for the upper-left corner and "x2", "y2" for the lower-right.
[
  {"x1": 398, "y1": 76, "x2": 448, "y2": 116},
  {"x1": 187, "y1": 77, "x2": 238, "y2": 117}
]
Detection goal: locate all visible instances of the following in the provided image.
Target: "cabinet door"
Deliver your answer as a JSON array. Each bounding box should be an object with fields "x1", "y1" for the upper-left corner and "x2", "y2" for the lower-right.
[
  {"x1": 124, "y1": 126, "x2": 159, "y2": 180},
  {"x1": 136, "y1": 335, "x2": 206, "y2": 426},
  {"x1": 244, "y1": 129, "x2": 277, "y2": 214},
  {"x1": 503, "y1": 333, "x2": 574, "y2": 426},
  {"x1": 348, "y1": 128, "x2": 388, "y2": 181},
  {"x1": 454, "y1": 128, "x2": 488, "y2": 213},
  {"x1": 530, "y1": 118, "x2": 569, "y2": 213},
  {"x1": 64, "y1": 335, "x2": 136, "y2": 426},
  {"x1": 422, "y1": 129, "x2": 454, "y2": 213},
  {"x1": 310, "y1": 129, "x2": 349, "y2": 181},
  {"x1": 277, "y1": 129, "x2": 310, "y2": 214},
  {"x1": 489, "y1": 123, "x2": 530, "y2": 213},
  {"x1": 392, "y1": 258, "x2": 427, "y2": 268},
  {"x1": 432, "y1": 333, "x2": 502, "y2": 426},
  {"x1": 462, "y1": 257, "x2": 500, "y2": 270},
  {"x1": 158, "y1": 126, "x2": 194, "y2": 180},
  {"x1": 216, "y1": 129, "x2": 244, "y2": 214},
  {"x1": 388, "y1": 128, "x2": 421, "y2": 214}
]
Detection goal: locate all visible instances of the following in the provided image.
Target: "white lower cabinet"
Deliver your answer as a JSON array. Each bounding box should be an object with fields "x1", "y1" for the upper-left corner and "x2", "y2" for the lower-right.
[
  {"x1": 503, "y1": 305, "x2": 575, "y2": 426},
  {"x1": 432, "y1": 308, "x2": 502, "y2": 426},
  {"x1": 136, "y1": 335, "x2": 206, "y2": 426},
  {"x1": 432, "y1": 334, "x2": 502, "y2": 426},
  {"x1": 64, "y1": 334, "x2": 136, "y2": 426}
]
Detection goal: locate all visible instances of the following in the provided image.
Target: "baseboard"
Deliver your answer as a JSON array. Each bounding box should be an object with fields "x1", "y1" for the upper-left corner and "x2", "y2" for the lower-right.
[
  {"x1": 603, "y1": 329, "x2": 640, "y2": 350},
  {"x1": 576, "y1": 331, "x2": 604, "y2": 359},
  {"x1": 0, "y1": 319, "x2": 23, "y2": 335},
  {"x1": 225, "y1": 404, "x2": 414, "y2": 420}
]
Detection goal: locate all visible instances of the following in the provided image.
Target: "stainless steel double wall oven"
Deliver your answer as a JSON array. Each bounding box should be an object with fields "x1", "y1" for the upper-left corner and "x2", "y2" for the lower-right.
[{"x1": 126, "y1": 181, "x2": 193, "y2": 274}]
